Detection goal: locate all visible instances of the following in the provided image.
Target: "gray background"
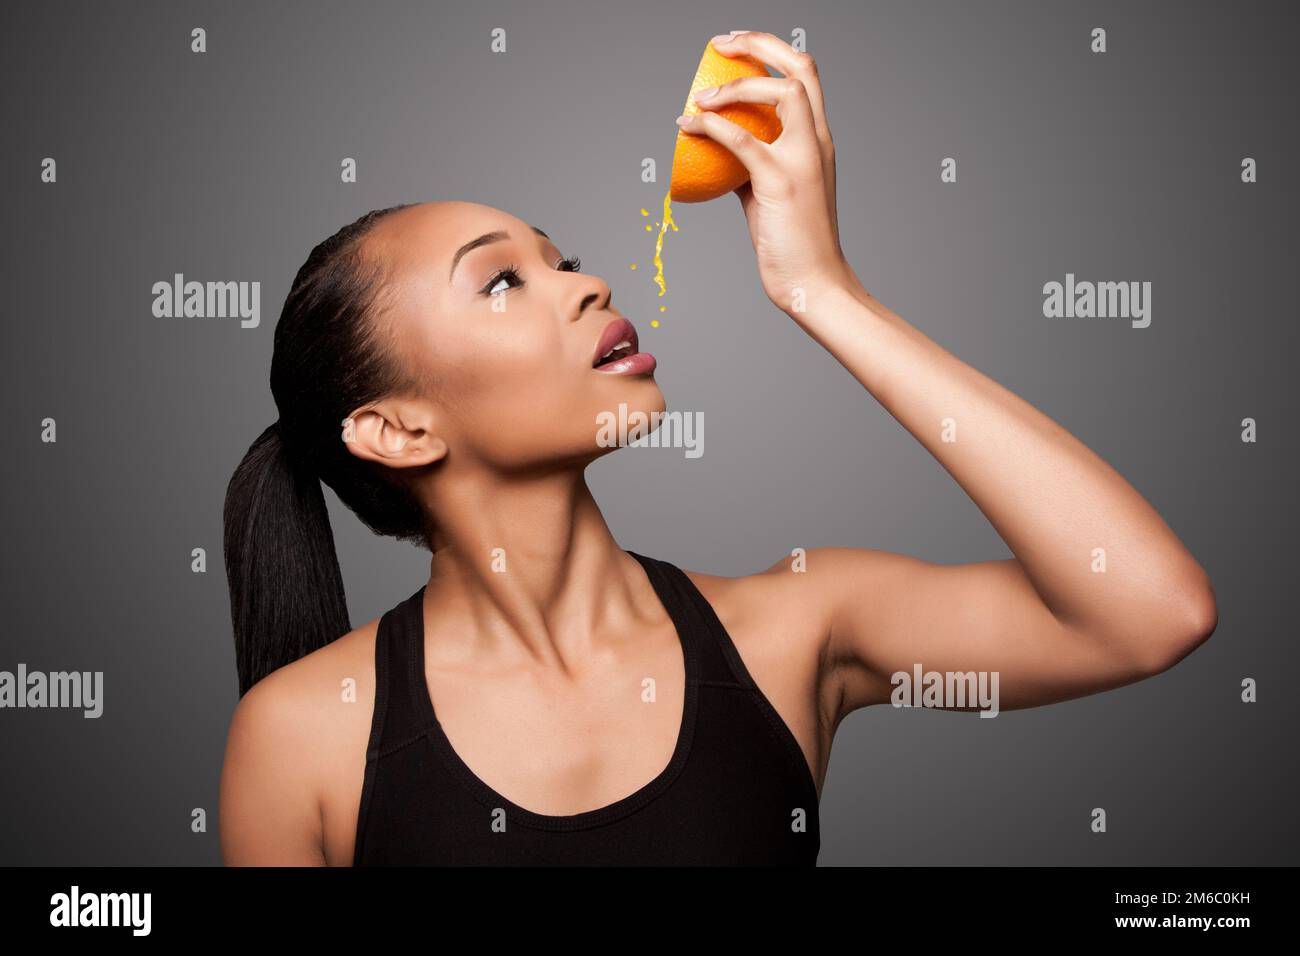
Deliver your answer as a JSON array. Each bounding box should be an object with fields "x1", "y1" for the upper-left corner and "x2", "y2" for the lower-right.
[{"x1": 1, "y1": 0, "x2": 1296, "y2": 865}]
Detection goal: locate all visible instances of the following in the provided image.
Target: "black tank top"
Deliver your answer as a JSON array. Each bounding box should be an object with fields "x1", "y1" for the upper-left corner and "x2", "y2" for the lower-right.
[{"x1": 352, "y1": 550, "x2": 820, "y2": 865}]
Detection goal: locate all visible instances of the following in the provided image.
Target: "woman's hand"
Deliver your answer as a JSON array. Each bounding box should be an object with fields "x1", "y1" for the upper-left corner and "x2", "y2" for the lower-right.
[{"x1": 675, "y1": 30, "x2": 863, "y2": 316}]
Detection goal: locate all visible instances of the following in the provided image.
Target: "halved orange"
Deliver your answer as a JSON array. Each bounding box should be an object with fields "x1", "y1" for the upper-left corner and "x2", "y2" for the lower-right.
[{"x1": 669, "y1": 40, "x2": 783, "y2": 203}]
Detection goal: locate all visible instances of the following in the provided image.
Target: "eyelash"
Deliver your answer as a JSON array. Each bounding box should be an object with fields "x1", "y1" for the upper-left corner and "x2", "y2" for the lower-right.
[{"x1": 480, "y1": 255, "x2": 582, "y2": 296}]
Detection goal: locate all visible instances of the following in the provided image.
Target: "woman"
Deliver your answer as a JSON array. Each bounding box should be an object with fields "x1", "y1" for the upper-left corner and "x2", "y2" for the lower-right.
[{"x1": 218, "y1": 31, "x2": 1217, "y2": 866}]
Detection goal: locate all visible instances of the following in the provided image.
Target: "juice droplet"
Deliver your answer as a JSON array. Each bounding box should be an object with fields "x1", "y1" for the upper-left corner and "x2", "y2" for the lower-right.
[
  {"x1": 645, "y1": 224, "x2": 653, "y2": 232},
  {"x1": 640, "y1": 208, "x2": 650, "y2": 216},
  {"x1": 629, "y1": 263, "x2": 638, "y2": 270},
  {"x1": 651, "y1": 319, "x2": 660, "y2": 328}
]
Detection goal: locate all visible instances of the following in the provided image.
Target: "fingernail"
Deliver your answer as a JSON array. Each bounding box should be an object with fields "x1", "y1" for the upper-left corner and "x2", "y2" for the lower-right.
[
  {"x1": 694, "y1": 86, "x2": 718, "y2": 102},
  {"x1": 711, "y1": 34, "x2": 733, "y2": 45},
  {"x1": 675, "y1": 114, "x2": 692, "y2": 127}
]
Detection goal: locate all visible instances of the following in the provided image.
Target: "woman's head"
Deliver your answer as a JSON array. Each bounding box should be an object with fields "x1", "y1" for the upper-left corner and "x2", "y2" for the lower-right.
[
  {"x1": 224, "y1": 200, "x2": 662, "y2": 695},
  {"x1": 337, "y1": 201, "x2": 664, "y2": 480}
]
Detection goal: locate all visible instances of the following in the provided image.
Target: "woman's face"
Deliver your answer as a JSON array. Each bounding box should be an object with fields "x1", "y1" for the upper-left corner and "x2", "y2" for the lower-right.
[{"x1": 361, "y1": 201, "x2": 664, "y2": 474}]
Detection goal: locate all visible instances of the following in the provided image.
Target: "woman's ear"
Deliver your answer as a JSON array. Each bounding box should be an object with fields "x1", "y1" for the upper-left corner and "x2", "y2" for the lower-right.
[{"x1": 341, "y1": 400, "x2": 447, "y2": 469}]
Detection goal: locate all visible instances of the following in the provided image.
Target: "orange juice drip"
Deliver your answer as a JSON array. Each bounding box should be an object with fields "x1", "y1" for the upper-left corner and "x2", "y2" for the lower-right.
[{"x1": 652, "y1": 188, "x2": 677, "y2": 302}]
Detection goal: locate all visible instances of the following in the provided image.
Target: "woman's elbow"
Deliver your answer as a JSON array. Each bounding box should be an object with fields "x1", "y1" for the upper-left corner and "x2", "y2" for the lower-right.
[{"x1": 1145, "y1": 573, "x2": 1219, "y2": 674}]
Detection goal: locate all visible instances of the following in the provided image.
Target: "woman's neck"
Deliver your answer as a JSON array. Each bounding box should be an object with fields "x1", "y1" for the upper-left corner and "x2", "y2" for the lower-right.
[{"x1": 419, "y1": 468, "x2": 647, "y2": 666}]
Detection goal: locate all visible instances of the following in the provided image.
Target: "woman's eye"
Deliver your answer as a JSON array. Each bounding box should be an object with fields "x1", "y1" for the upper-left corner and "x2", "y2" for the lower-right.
[
  {"x1": 483, "y1": 267, "x2": 522, "y2": 296},
  {"x1": 481, "y1": 256, "x2": 580, "y2": 297}
]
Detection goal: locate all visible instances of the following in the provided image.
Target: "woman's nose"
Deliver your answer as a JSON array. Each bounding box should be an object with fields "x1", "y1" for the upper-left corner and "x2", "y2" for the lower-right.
[{"x1": 568, "y1": 273, "x2": 611, "y2": 321}]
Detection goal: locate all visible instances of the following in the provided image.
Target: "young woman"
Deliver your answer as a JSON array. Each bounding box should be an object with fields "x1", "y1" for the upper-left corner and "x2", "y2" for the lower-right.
[{"x1": 218, "y1": 31, "x2": 1217, "y2": 866}]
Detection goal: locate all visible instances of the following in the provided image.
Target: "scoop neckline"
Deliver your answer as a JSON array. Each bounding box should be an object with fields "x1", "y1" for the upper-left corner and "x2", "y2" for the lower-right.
[{"x1": 408, "y1": 549, "x2": 701, "y2": 832}]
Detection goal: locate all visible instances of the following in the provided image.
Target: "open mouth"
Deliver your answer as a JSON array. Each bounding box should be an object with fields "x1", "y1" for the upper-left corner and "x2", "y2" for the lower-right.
[
  {"x1": 592, "y1": 317, "x2": 640, "y2": 369},
  {"x1": 594, "y1": 339, "x2": 637, "y2": 368}
]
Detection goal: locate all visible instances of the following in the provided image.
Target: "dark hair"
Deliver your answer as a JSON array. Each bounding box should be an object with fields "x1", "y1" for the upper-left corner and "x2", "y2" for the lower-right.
[{"x1": 223, "y1": 203, "x2": 430, "y2": 697}]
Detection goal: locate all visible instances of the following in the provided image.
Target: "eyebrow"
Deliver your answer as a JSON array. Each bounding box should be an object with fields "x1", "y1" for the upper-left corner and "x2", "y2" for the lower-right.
[{"x1": 449, "y1": 225, "x2": 551, "y2": 282}]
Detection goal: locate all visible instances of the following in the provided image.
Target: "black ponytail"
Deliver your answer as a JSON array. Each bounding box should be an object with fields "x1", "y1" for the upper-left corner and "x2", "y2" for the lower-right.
[
  {"x1": 223, "y1": 203, "x2": 431, "y2": 697},
  {"x1": 223, "y1": 421, "x2": 350, "y2": 697}
]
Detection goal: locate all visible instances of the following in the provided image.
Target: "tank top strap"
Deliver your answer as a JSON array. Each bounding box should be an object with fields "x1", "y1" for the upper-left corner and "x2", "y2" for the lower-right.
[
  {"x1": 625, "y1": 551, "x2": 743, "y2": 686},
  {"x1": 365, "y1": 585, "x2": 433, "y2": 762}
]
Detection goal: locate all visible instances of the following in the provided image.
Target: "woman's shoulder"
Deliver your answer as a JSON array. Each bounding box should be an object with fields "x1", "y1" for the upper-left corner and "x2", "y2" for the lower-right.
[
  {"x1": 226, "y1": 618, "x2": 384, "y2": 783},
  {"x1": 682, "y1": 547, "x2": 907, "y2": 622},
  {"x1": 220, "y1": 617, "x2": 384, "y2": 864},
  {"x1": 237, "y1": 617, "x2": 382, "y2": 706},
  {"x1": 678, "y1": 546, "x2": 907, "y2": 673},
  {"x1": 676, "y1": 553, "x2": 841, "y2": 679},
  {"x1": 679, "y1": 549, "x2": 847, "y2": 630}
]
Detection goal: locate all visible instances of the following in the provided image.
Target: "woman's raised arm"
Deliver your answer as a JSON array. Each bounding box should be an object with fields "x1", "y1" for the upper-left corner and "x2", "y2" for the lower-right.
[{"x1": 677, "y1": 30, "x2": 1217, "y2": 717}]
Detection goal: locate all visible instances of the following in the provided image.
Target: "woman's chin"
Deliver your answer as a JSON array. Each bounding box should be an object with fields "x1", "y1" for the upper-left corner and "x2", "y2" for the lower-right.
[
  {"x1": 592, "y1": 372, "x2": 665, "y2": 412},
  {"x1": 591, "y1": 388, "x2": 668, "y2": 453}
]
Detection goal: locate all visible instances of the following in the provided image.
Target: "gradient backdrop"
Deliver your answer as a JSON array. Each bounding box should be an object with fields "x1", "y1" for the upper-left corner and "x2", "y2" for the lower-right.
[{"x1": 2, "y1": 0, "x2": 1296, "y2": 865}]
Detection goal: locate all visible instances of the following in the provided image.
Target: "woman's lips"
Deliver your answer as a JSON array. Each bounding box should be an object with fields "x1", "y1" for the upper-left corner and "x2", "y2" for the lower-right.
[
  {"x1": 592, "y1": 316, "x2": 655, "y2": 375},
  {"x1": 594, "y1": 351, "x2": 657, "y2": 375}
]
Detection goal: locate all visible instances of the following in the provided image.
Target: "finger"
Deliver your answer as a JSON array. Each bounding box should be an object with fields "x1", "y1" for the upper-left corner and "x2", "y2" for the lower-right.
[
  {"x1": 710, "y1": 31, "x2": 831, "y2": 146},
  {"x1": 734, "y1": 180, "x2": 755, "y2": 215},
  {"x1": 693, "y1": 75, "x2": 817, "y2": 146},
  {"x1": 675, "y1": 110, "x2": 776, "y2": 180}
]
